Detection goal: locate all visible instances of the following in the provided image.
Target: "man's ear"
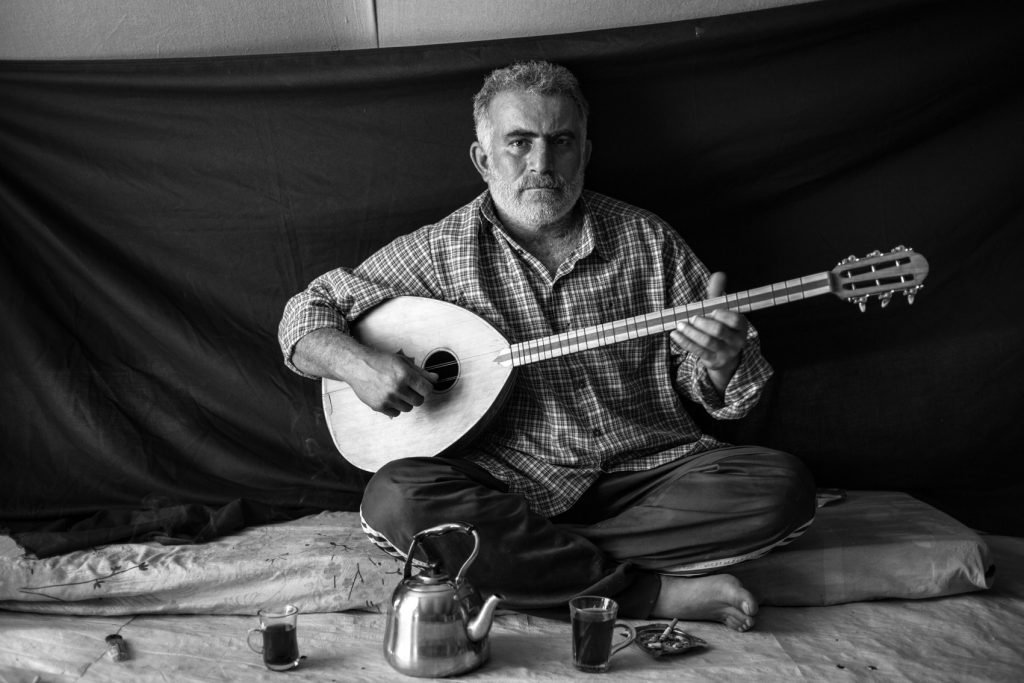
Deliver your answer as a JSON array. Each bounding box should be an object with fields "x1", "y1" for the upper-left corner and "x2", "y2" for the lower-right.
[
  {"x1": 583, "y1": 139, "x2": 593, "y2": 170},
  {"x1": 470, "y1": 141, "x2": 490, "y2": 181}
]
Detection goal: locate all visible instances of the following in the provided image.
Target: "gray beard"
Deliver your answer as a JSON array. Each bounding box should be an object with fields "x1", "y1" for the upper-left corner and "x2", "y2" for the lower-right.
[{"x1": 488, "y1": 171, "x2": 585, "y2": 228}]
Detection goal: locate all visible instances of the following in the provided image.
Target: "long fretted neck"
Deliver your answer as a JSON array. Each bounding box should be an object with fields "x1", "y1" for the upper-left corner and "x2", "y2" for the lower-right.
[{"x1": 496, "y1": 271, "x2": 833, "y2": 367}]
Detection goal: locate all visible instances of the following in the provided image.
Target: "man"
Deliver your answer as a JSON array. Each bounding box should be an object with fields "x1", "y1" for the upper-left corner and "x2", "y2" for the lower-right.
[{"x1": 279, "y1": 60, "x2": 815, "y2": 631}]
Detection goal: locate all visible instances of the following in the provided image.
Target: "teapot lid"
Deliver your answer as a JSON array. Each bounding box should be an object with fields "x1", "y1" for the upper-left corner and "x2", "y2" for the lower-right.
[{"x1": 408, "y1": 561, "x2": 451, "y2": 587}]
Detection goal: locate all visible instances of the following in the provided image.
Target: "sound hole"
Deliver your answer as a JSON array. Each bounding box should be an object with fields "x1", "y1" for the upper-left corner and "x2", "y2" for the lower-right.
[{"x1": 424, "y1": 349, "x2": 459, "y2": 393}]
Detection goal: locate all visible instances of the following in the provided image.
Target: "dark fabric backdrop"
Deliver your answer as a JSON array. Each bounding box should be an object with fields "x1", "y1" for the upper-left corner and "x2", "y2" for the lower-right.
[{"x1": 2, "y1": 0, "x2": 1022, "y2": 552}]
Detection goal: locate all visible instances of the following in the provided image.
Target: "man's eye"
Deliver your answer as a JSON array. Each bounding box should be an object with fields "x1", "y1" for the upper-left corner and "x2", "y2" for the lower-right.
[{"x1": 509, "y1": 139, "x2": 528, "y2": 148}]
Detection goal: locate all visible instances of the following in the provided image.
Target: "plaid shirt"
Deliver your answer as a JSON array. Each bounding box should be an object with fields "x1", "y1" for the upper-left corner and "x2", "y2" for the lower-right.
[{"x1": 280, "y1": 190, "x2": 773, "y2": 516}]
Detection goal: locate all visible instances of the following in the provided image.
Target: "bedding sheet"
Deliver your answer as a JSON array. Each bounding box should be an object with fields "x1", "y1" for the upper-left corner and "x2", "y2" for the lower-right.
[
  {"x1": 1, "y1": 534, "x2": 1021, "y2": 682},
  {"x1": 0, "y1": 511, "x2": 402, "y2": 617}
]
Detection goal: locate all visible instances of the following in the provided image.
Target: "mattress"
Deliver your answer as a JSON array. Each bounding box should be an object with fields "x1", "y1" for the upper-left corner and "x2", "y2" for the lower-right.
[{"x1": 1, "y1": 492, "x2": 1020, "y2": 682}]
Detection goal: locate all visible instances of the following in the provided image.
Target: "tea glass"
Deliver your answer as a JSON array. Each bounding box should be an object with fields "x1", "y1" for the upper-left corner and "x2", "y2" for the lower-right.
[
  {"x1": 246, "y1": 604, "x2": 301, "y2": 671},
  {"x1": 569, "y1": 595, "x2": 636, "y2": 673}
]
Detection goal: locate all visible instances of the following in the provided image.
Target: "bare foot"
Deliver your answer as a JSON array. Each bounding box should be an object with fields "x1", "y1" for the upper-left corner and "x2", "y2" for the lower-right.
[{"x1": 651, "y1": 574, "x2": 757, "y2": 632}]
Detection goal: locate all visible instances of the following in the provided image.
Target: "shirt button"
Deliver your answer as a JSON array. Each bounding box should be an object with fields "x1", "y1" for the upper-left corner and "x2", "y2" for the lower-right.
[{"x1": 592, "y1": 428, "x2": 603, "y2": 437}]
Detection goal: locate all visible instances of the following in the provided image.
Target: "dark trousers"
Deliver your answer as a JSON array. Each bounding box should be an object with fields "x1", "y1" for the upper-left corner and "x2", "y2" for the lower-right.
[{"x1": 360, "y1": 446, "x2": 816, "y2": 618}]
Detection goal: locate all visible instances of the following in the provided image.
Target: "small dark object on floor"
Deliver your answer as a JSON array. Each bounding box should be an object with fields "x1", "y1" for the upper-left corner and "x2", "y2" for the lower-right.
[
  {"x1": 634, "y1": 622, "x2": 708, "y2": 659},
  {"x1": 105, "y1": 634, "x2": 129, "y2": 662}
]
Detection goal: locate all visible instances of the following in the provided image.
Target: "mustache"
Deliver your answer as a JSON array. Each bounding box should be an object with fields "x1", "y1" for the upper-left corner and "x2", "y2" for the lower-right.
[{"x1": 519, "y1": 175, "x2": 568, "y2": 191}]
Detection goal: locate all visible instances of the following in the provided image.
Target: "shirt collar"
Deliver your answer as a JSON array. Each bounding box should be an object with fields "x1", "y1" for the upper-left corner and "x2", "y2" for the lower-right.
[{"x1": 477, "y1": 190, "x2": 612, "y2": 263}]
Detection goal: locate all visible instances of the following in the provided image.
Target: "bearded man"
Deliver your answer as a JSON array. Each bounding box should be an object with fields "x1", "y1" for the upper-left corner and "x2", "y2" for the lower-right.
[{"x1": 279, "y1": 60, "x2": 815, "y2": 631}]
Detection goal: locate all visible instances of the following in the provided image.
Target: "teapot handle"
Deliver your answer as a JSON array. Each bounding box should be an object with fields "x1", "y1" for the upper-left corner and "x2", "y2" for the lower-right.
[{"x1": 403, "y1": 522, "x2": 480, "y2": 585}]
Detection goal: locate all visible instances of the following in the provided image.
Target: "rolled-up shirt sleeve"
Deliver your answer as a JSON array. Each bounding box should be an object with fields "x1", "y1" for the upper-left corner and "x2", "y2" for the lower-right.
[
  {"x1": 278, "y1": 229, "x2": 441, "y2": 377},
  {"x1": 278, "y1": 267, "x2": 393, "y2": 377},
  {"x1": 684, "y1": 326, "x2": 774, "y2": 419}
]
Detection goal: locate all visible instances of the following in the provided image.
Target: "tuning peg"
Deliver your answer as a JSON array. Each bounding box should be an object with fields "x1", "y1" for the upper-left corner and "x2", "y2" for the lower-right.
[
  {"x1": 904, "y1": 287, "x2": 916, "y2": 304},
  {"x1": 903, "y1": 285, "x2": 923, "y2": 305},
  {"x1": 879, "y1": 292, "x2": 893, "y2": 308}
]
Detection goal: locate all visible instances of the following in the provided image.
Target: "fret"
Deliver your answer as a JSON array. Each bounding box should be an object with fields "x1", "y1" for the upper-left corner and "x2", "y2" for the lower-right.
[
  {"x1": 565, "y1": 328, "x2": 580, "y2": 356},
  {"x1": 639, "y1": 310, "x2": 660, "y2": 337}
]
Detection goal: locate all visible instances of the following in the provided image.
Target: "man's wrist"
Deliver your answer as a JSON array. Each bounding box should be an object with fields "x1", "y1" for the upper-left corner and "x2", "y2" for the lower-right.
[{"x1": 706, "y1": 357, "x2": 739, "y2": 396}]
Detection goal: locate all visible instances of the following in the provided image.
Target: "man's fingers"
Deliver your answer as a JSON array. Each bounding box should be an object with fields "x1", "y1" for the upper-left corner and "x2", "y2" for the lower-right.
[
  {"x1": 382, "y1": 370, "x2": 438, "y2": 416},
  {"x1": 380, "y1": 394, "x2": 416, "y2": 417},
  {"x1": 687, "y1": 316, "x2": 723, "y2": 338},
  {"x1": 673, "y1": 314, "x2": 745, "y2": 365},
  {"x1": 416, "y1": 368, "x2": 440, "y2": 390},
  {"x1": 695, "y1": 311, "x2": 748, "y2": 340},
  {"x1": 708, "y1": 307, "x2": 741, "y2": 325},
  {"x1": 677, "y1": 322, "x2": 710, "y2": 350},
  {"x1": 671, "y1": 326, "x2": 711, "y2": 356},
  {"x1": 409, "y1": 371, "x2": 438, "y2": 400}
]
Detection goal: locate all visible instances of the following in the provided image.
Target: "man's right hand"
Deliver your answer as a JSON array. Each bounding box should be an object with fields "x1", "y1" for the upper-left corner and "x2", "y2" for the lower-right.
[
  {"x1": 344, "y1": 346, "x2": 438, "y2": 418},
  {"x1": 291, "y1": 328, "x2": 438, "y2": 418}
]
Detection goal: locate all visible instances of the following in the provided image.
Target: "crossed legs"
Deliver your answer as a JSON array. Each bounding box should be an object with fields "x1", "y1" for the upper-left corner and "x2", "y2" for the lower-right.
[{"x1": 360, "y1": 446, "x2": 816, "y2": 630}]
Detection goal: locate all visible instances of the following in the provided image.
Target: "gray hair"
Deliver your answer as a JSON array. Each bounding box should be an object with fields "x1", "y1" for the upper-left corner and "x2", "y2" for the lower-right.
[{"x1": 472, "y1": 60, "x2": 590, "y2": 144}]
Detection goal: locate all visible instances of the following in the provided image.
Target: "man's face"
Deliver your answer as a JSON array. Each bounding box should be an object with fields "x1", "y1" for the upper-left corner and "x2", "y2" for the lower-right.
[{"x1": 471, "y1": 91, "x2": 591, "y2": 230}]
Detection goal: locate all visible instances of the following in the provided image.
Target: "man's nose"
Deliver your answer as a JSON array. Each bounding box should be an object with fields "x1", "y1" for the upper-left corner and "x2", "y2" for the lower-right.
[{"x1": 527, "y1": 139, "x2": 554, "y2": 173}]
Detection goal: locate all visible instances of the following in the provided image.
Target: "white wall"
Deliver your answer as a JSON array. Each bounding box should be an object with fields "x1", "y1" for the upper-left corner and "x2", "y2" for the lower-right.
[
  {"x1": 0, "y1": 0, "x2": 817, "y2": 60},
  {"x1": 0, "y1": 1, "x2": 379, "y2": 59},
  {"x1": 375, "y1": 0, "x2": 815, "y2": 48}
]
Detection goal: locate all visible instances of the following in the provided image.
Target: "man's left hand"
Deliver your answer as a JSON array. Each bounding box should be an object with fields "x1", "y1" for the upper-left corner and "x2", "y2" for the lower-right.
[{"x1": 670, "y1": 271, "x2": 748, "y2": 394}]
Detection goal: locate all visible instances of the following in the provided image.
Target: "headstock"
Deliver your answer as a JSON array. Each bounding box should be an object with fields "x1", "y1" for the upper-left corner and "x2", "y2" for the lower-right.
[{"x1": 830, "y1": 246, "x2": 929, "y2": 312}]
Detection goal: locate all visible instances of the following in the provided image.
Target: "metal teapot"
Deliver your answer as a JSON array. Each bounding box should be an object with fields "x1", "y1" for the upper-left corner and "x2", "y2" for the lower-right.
[{"x1": 383, "y1": 522, "x2": 503, "y2": 678}]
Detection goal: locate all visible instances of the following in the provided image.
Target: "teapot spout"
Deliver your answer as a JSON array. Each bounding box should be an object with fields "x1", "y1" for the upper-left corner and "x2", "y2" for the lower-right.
[{"x1": 466, "y1": 594, "x2": 503, "y2": 642}]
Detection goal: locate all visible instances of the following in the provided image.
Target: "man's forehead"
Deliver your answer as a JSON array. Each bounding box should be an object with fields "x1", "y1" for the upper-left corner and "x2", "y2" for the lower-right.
[{"x1": 487, "y1": 90, "x2": 583, "y2": 133}]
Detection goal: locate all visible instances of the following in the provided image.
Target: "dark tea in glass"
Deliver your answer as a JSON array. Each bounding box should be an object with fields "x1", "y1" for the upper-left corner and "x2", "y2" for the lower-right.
[{"x1": 262, "y1": 623, "x2": 300, "y2": 669}]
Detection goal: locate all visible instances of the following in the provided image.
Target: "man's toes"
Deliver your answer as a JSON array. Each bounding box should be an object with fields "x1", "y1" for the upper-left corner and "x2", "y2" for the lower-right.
[
  {"x1": 730, "y1": 616, "x2": 754, "y2": 632},
  {"x1": 722, "y1": 608, "x2": 755, "y2": 632}
]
